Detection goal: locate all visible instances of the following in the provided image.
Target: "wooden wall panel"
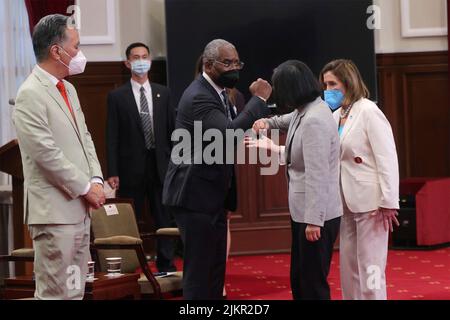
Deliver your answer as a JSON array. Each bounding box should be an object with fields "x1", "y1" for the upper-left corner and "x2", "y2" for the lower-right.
[
  {"x1": 377, "y1": 51, "x2": 449, "y2": 178},
  {"x1": 228, "y1": 133, "x2": 291, "y2": 255},
  {"x1": 257, "y1": 172, "x2": 289, "y2": 216},
  {"x1": 404, "y1": 71, "x2": 449, "y2": 177}
]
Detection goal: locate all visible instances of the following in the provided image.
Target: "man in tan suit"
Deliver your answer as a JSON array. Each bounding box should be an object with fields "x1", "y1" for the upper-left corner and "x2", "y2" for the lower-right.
[{"x1": 13, "y1": 14, "x2": 105, "y2": 300}]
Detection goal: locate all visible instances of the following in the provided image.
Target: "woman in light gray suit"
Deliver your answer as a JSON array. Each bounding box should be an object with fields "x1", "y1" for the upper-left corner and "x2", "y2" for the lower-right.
[{"x1": 247, "y1": 60, "x2": 342, "y2": 300}]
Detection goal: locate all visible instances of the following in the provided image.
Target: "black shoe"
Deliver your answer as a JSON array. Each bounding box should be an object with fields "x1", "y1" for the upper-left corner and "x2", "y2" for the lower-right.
[{"x1": 158, "y1": 266, "x2": 177, "y2": 273}]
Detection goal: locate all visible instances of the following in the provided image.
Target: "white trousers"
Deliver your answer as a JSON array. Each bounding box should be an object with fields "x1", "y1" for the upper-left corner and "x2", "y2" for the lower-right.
[
  {"x1": 29, "y1": 217, "x2": 91, "y2": 300},
  {"x1": 339, "y1": 203, "x2": 389, "y2": 300}
]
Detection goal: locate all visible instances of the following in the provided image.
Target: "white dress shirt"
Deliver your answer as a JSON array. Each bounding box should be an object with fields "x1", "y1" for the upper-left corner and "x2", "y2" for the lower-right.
[
  {"x1": 203, "y1": 72, "x2": 227, "y2": 105},
  {"x1": 131, "y1": 79, "x2": 153, "y2": 118},
  {"x1": 36, "y1": 65, "x2": 59, "y2": 85}
]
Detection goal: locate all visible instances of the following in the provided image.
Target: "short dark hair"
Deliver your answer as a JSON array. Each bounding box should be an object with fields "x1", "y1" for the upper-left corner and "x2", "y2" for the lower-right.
[
  {"x1": 271, "y1": 60, "x2": 321, "y2": 114},
  {"x1": 125, "y1": 42, "x2": 150, "y2": 59},
  {"x1": 32, "y1": 14, "x2": 69, "y2": 63}
]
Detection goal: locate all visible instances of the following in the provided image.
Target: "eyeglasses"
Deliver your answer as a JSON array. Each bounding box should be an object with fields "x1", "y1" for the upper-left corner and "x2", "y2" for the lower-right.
[{"x1": 214, "y1": 60, "x2": 245, "y2": 70}]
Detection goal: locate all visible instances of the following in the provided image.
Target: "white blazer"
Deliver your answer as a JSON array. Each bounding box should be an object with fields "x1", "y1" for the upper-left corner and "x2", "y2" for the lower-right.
[{"x1": 334, "y1": 98, "x2": 399, "y2": 213}]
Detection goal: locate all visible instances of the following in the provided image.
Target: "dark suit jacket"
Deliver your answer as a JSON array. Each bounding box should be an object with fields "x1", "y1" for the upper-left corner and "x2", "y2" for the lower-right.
[
  {"x1": 163, "y1": 75, "x2": 270, "y2": 213},
  {"x1": 106, "y1": 81, "x2": 175, "y2": 187}
]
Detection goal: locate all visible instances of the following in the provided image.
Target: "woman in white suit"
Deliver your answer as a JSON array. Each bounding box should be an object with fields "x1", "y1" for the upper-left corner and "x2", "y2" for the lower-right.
[{"x1": 319, "y1": 59, "x2": 400, "y2": 300}]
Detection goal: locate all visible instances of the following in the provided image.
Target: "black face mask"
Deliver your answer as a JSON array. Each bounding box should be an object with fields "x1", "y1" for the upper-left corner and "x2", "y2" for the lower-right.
[{"x1": 216, "y1": 70, "x2": 240, "y2": 88}]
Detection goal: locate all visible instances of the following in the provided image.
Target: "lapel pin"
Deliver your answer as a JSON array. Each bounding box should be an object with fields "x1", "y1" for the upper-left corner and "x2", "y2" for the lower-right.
[
  {"x1": 354, "y1": 157, "x2": 363, "y2": 164},
  {"x1": 157, "y1": 93, "x2": 161, "y2": 98}
]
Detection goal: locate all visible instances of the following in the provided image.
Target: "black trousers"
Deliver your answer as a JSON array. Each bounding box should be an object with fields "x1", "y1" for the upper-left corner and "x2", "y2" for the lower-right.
[
  {"x1": 290, "y1": 216, "x2": 341, "y2": 300},
  {"x1": 170, "y1": 206, "x2": 227, "y2": 300},
  {"x1": 119, "y1": 149, "x2": 176, "y2": 272}
]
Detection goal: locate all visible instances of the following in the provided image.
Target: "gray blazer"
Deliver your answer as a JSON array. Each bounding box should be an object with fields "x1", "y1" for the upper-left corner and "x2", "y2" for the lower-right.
[{"x1": 267, "y1": 97, "x2": 342, "y2": 226}]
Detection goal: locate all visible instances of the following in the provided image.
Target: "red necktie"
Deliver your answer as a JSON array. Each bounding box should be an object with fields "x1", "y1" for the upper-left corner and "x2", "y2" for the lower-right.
[{"x1": 56, "y1": 80, "x2": 77, "y2": 124}]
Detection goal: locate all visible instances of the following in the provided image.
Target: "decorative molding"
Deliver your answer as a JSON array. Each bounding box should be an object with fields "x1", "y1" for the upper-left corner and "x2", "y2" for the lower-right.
[
  {"x1": 78, "y1": 0, "x2": 116, "y2": 45},
  {"x1": 401, "y1": 0, "x2": 447, "y2": 37}
]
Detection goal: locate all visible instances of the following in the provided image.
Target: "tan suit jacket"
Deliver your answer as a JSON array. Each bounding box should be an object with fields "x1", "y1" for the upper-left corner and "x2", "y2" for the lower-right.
[
  {"x1": 13, "y1": 66, "x2": 103, "y2": 225},
  {"x1": 333, "y1": 98, "x2": 399, "y2": 213}
]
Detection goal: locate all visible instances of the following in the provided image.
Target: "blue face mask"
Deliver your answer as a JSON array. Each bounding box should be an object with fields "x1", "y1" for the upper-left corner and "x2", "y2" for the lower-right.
[
  {"x1": 324, "y1": 89, "x2": 344, "y2": 111},
  {"x1": 131, "y1": 59, "x2": 151, "y2": 77}
]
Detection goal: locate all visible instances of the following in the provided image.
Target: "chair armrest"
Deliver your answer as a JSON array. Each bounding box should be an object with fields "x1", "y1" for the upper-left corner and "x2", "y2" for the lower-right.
[
  {"x1": 11, "y1": 248, "x2": 35, "y2": 258},
  {"x1": 156, "y1": 228, "x2": 180, "y2": 236},
  {"x1": 140, "y1": 228, "x2": 180, "y2": 240},
  {"x1": 94, "y1": 236, "x2": 142, "y2": 246},
  {"x1": 0, "y1": 248, "x2": 35, "y2": 262}
]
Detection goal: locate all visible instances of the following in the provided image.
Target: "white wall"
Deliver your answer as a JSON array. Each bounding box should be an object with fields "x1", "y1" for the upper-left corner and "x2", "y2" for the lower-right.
[
  {"x1": 78, "y1": 0, "x2": 166, "y2": 61},
  {"x1": 118, "y1": 0, "x2": 166, "y2": 58},
  {"x1": 374, "y1": 0, "x2": 448, "y2": 53},
  {"x1": 143, "y1": 0, "x2": 166, "y2": 58},
  {"x1": 77, "y1": 0, "x2": 122, "y2": 61},
  {"x1": 78, "y1": 0, "x2": 448, "y2": 62}
]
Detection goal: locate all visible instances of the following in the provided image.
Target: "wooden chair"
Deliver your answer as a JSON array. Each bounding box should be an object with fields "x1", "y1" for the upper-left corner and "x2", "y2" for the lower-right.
[
  {"x1": 0, "y1": 248, "x2": 34, "y2": 297},
  {"x1": 0, "y1": 248, "x2": 34, "y2": 262},
  {"x1": 90, "y1": 198, "x2": 182, "y2": 299}
]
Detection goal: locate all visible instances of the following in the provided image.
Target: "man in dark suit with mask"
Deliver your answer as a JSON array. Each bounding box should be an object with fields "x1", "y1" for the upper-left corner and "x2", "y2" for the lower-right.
[
  {"x1": 106, "y1": 42, "x2": 176, "y2": 272},
  {"x1": 163, "y1": 39, "x2": 272, "y2": 299}
]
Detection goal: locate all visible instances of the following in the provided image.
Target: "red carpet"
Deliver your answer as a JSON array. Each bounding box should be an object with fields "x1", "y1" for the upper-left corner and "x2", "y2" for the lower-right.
[{"x1": 222, "y1": 249, "x2": 450, "y2": 300}]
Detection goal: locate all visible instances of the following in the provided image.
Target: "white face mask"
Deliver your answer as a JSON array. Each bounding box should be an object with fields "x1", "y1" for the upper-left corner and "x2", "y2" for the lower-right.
[{"x1": 58, "y1": 47, "x2": 87, "y2": 75}]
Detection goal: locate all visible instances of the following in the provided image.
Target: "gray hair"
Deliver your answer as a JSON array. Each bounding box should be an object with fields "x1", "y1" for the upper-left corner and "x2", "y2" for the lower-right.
[
  {"x1": 32, "y1": 14, "x2": 70, "y2": 63},
  {"x1": 202, "y1": 39, "x2": 235, "y2": 64}
]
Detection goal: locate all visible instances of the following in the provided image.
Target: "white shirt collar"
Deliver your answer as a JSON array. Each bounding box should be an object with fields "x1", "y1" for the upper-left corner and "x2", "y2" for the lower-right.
[
  {"x1": 131, "y1": 78, "x2": 151, "y2": 93},
  {"x1": 202, "y1": 72, "x2": 225, "y2": 97},
  {"x1": 36, "y1": 65, "x2": 60, "y2": 86}
]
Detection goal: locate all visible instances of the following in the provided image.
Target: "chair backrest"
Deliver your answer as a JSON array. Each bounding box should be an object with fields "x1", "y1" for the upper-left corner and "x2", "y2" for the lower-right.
[{"x1": 90, "y1": 200, "x2": 141, "y2": 273}]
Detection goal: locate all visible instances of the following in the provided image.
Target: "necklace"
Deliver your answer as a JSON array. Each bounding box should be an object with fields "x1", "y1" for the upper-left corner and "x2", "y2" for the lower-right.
[{"x1": 340, "y1": 104, "x2": 353, "y2": 119}]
